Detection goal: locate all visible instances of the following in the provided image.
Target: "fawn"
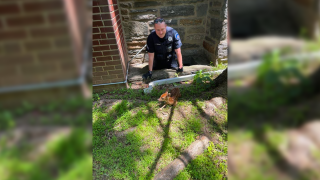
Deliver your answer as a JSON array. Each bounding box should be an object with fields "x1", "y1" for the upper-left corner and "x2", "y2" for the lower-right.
[{"x1": 158, "y1": 88, "x2": 181, "y2": 110}]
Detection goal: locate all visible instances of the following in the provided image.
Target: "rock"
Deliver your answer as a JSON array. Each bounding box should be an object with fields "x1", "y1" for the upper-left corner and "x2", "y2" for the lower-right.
[
  {"x1": 160, "y1": 5, "x2": 194, "y2": 17},
  {"x1": 188, "y1": 26, "x2": 205, "y2": 33},
  {"x1": 130, "y1": 9, "x2": 157, "y2": 13},
  {"x1": 179, "y1": 19, "x2": 202, "y2": 26},
  {"x1": 124, "y1": 21, "x2": 149, "y2": 36},
  {"x1": 154, "y1": 136, "x2": 210, "y2": 180},
  {"x1": 134, "y1": 1, "x2": 162, "y2": 8},
  {"x1": 197, "y1": 4, "x2": 208, "y2": 17},
  {"x1": 131, "y1": 14, "x2": 156, "y2": 21},
  {"x1": 186, "y1": 34, "x2": 204, "y2": 41}
]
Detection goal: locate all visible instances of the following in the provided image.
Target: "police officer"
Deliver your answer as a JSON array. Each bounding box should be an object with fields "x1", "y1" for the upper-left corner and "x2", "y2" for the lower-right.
[{"x1": 142, "y1": 17, "x2": 183, "y2": 80}]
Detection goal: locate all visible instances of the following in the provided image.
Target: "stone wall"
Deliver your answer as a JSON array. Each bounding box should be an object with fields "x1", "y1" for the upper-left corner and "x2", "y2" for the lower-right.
[
  {"x1": 118, "y1": 0, "x2": 228, "y2": 65},
  {"x1": 203, "y1": 0, "x2": 228, "y2": 65}
]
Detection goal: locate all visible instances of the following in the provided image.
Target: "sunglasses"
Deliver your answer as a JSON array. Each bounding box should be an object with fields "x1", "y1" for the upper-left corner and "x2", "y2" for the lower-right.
[{"x1": 154, "y1": 18, "x2": 165, "y2": 24}]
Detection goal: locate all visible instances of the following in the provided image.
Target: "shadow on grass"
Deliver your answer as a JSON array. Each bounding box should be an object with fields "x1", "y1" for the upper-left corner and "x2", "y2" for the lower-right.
[
  {"x1": 145, "y1": 106, "x2": 175, "y2": 180},
  {"x1": 228, "y1": 62, "x2": 320, "y2": 179}
]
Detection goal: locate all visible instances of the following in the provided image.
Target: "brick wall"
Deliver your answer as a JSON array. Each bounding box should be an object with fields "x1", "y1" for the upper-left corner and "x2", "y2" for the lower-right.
[
  {"x1": 92, "y1": 0, "x2": 129, "y2": 92},
  {"x1": 0, "y1": 0, "x2": 82, "y2": 107}
]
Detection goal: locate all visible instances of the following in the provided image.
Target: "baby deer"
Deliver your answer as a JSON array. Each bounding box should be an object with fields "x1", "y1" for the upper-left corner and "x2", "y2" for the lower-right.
[{"x1": 158, "y1": 88, "x2": 181, "y2": 110}]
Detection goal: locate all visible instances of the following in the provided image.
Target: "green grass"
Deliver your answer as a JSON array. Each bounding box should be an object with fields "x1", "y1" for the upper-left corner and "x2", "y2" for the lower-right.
[
  {"x1": 0, "y1": 128, "x2": 92, "y2": 180},
  {"x1": 93, "y1": 90, "x2": 227, "y2": 179}
]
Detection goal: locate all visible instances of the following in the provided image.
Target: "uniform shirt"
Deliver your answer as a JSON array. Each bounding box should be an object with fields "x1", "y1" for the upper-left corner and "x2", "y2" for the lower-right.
[{"x1": 146, "y1": 26, "x2": 182, "y2": 53}]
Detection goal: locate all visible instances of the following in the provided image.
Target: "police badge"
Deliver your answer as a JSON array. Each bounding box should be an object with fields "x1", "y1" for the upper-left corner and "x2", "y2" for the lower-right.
[{"x1": 168, "y1": 36, "x2": 173, "y2": 42}]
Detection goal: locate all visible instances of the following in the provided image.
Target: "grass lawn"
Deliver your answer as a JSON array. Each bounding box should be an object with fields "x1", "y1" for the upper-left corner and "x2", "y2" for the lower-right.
[{"x1": 92, "y1": 75, "x2": 228, "y2": 180}]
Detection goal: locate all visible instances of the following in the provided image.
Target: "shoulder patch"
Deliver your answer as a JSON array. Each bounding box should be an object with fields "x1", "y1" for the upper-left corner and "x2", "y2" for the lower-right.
[{"x1": 175, "y1": 33, "x2": 180, "y2": 40}]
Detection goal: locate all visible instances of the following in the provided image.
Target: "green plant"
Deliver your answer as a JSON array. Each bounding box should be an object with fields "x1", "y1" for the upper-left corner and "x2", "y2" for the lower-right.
[{"x1": 193, "y1": 70, "x2": 212, "y2": 86}]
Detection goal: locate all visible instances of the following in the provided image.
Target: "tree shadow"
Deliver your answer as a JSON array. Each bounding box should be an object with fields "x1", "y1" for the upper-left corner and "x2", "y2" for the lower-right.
[{"x1": 145, "y1": 105, "x2": 175, "y2": 180}]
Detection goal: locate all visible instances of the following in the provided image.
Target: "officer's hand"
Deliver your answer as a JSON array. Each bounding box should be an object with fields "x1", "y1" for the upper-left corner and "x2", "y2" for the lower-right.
[
  {"x1": 176, "y1": 67, "x2": 183, "y2": 73},
  {"x1": 142, "y1": 71, "x2": 152, "y2": 80}
]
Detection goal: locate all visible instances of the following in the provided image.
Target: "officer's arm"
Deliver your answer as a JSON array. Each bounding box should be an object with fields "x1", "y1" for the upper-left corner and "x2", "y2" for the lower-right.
[
  {"x1": 175, "y1": 48, "x2": 183, "y2": 69},
  {"x1": 148, "y1": 53, "x2": 154, "y2": 71}
]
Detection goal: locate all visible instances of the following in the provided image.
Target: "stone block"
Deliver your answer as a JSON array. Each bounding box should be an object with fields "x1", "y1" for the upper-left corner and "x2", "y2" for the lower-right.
[
  {"x1": 208, "y1": 9, "x2": 220, "y2": 16},
  {"x1": 149, "y1": 19, "x2": 178, "y2": 26},
  {"x1": 210, "y1": 18, "x2": 222, "y2": 40},
  {"x1": 173, "y1": 27, "x2": 185, "y2": 41},
  {"x1": 130, "y1": 9, "x2": 157, "y2": 13},
  {"x1": 203, "y1": 40, "x2": 216, "y2": 54},
  {"x1": 205, "y1": 36, "x2": 216, "y2": 44},
  {"x1": 186, "y1": 34, "x2": 204, "y2": 41},
  {"x1": 124, "y1": 21, "x2": 149, "y2": 36},
  {"x1": 188, "y1": 26, "x2": 205, "y2": 33},
  {"x1": 179, "y1": 19, "x2": 202, "y2": 26},
  {"x1": 182, "y1": 43, "x2": 200, "y2": 49},
  {"x1": 165, "y1": 0, "x2": 204, "y2": 5},
  {"x1": 160, "y1": 5, "x2": 194, "y2": 17},
  {"x1": 197, "y1": 4, "x2": 208, "y2": 17},
  {"x1": 131, "y1": 14, "x2": 156, "y2": 20},
  {"x1": 134, "y1": 1, "x2": 162, "y2": 8},
  {"x1": 121, "y1": 9, "x2": 129, "y2": 15},
  {"x1": 120, "y1": 2, "x2": 132, "y2": 8}
]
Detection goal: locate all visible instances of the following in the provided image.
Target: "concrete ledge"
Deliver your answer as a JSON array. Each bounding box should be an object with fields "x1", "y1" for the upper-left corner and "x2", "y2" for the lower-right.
[{"x1": 128, "y1": 63, "x2": 213, "y2": 83}]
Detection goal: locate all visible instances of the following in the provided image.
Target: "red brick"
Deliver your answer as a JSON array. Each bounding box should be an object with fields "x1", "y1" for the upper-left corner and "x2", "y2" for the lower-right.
[
  {"x1": 96, "y1": 56, "x2": 112, "y2": 62},
  {"x1": 102, "y1": 75, "x2": 117, "y2": 80},
  {"x1": 103, "y1": 50, "x2": 119, "y2": 56},
  {"x1": 93, "y1": 34, "x2": 107, "y2": 40},
  {"x1": 100, "y1": 46, "x2": 111, "y2": 51},
  {"x1": 117, "y1": 74, "x2": 125, "y2": 78},
  {"x1": 100, "y1": 7, "x2": 110, "y2": 13},
  {"x1": 110, "y1": 78, "x2": 124, "y2": 83},
  {"x1": 93, "y1": 0, "x2": 110, "y2": 5},
  {"x1": 100, "y1": 39, "x2": 117, "y2": 45},
  {"x1": 0, "y1": 4, "x2": 20, "y2": 15},
  {"x1": 0, "y1": 54, "x2": 34, "y2": 64},
  {"x1": 114, "y1": 5, "x2": 118, "y2": 11},
  {"x1": 95, "y1": 67, "x2": 103, "y2": 72},
  {"x1": 115, "y1": 65, "x2": 122, "y2": 69},
  {"x1": 93, "y1": 76, "x2": 102, "y2": 81},
  {"x1": 93, "y1": 62, "x2": 106, "y2": 67},
  {"x1": 23, "y1": 1, "x2": 63, "y2": 12},
  {"x1": 30, "y1": 26, "x2": 68, "y2": 38},
  {"x1": 93, "y1": 58, "x2": 97, "y2": 62},
  {"x1": 95, "y1": 79, "x2": 110, "y2": 84},
  {"x1": 93, "y1": 15, "x2": 101, "y2": 20},
  {"x1": 24, "y1": 40, "x2": 51, "y2": 51},
  {"x1": 109, "y1": 45, "x2": 118, "y2": 50},
  {"x1": 103, "y1": 66, "x2": 115, "y2": 71},
  {"x1": 6, "y1": 15, "x2": 44, "y2": 27},
  {"x1": 0, "y1": 30, "x2": 27, "y2": 40},
  {"x1": 104, "y1": 20, "x2": 113, "y2": 26},
  {"x1": 93, "y1": 0, "x2": 99, "y2": 6},
  {"x1": 93, "y1": 28, "x2": 100, "y2": 33},
  {"x1": 93, "y1": 71, "x2": 109, "y2": 76},
  {"x1": 93, "y1": 52, "x2": 103, "y2": 57},
  {"x1": 100, "y1": 27, "x2": 114, "y2": 32},
  {"x1": 107, "y1": 33, "x2": 116, "y2": 39},
  {"x1": 115, "y1": 10, "x2": 119, "y2": 17},
  {"x1": 93, "y1": 21, "x2": 103, "y2": 27},
  {"x1": 106, "y1": 61, "x2": 121, "y2": 66},
  {"x1": 100, "y1": 14, "x2": 111, "y2": 20},
  {"x1": 93, "y1": 40, "x2": 99, "y2": 46},
  {"x1": 112, "y1": 55, "x2": 120, "y2": 60},
  {"x1": 48, "y1": 13, "x2": 66, "y2": 24},
  {"x1": 37, "y1": 51, "x2": 73, "y2": 62},
  {"x1": 93, "y1": 7, "x2": 100, "y2": 13}
]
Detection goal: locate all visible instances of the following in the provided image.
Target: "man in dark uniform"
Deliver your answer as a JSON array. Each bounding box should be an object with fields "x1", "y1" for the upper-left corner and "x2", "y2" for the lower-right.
[{"x1": 142, "y1": 17, "x2": 184, "y2": 80}]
